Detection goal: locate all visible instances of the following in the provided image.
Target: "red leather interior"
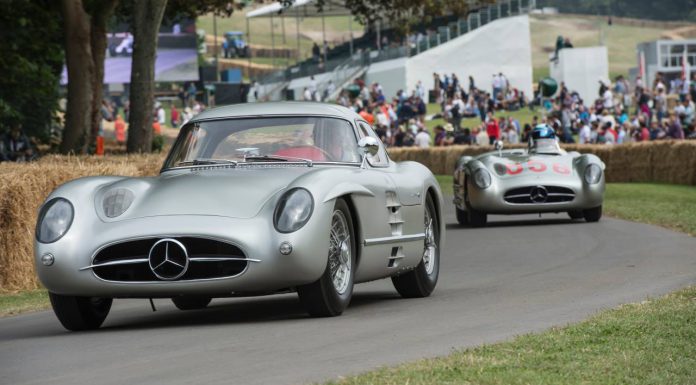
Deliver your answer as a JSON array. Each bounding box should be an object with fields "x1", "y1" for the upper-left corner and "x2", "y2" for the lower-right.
[{"x1": 273, "y1": 146, "x2": 328, "y2": 161}]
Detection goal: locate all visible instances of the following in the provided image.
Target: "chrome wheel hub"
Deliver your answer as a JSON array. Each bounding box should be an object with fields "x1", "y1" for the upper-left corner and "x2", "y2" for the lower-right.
[
  {"x1": 329, "y1": 210, "x2": 351, "y2": 294},
  {"x1": 423, "y1": 208, "x2": 437, "y2": 275}
]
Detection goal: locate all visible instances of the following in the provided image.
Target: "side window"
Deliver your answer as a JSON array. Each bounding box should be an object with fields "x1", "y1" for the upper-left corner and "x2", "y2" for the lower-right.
[{"x1": 357, "y1": 121, "x2": 389, "y2": 167}]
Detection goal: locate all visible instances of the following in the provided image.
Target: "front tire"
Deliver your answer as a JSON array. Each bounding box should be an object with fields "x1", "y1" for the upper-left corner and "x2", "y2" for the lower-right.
[
  {"x1": 568, "y1": 210, "x2": 583, "y2": 219},
  {"x1": 48, "y1": 292, "x2": 112, "y2": 331},
  {"x1": 456, "y1": 207, "x2": 469, "y2": 226},
  {"x1": 297, "y1": 198, "x2": 355, "y2": 317},
  {"x1": 171, "y1": 296, "x2": 212, "y2": 310},
  {"x1": 392, "y1": 194, "x2": 440, "y2": 298},
  {"x1": 583, "y1": 205, "x2": 602, "y2": 222},
  {"x1": 468, "y1": 207, "x2": 487, "y2": 227}
]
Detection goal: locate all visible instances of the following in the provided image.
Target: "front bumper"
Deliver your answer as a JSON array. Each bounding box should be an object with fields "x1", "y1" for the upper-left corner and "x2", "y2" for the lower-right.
[
  {"x1": 460, "y1": 178, "x2": 604, "y2": 214},
  {"x1": 35, "y1": 213, "x2": 330, "y2": 297}
]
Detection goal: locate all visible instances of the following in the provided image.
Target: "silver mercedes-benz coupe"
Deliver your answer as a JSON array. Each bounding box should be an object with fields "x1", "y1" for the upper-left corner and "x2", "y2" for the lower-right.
[
  {"x1": 453, "y1": 134, "x2": 605, "y2": 227},
  {"x1": 35, "y1": 102, "x2": 444, "y2": 331}
]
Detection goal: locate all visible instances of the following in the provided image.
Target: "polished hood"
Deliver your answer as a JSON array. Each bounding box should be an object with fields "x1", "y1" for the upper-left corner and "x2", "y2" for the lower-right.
[{"x1": 95, "y1": 167, "x2": 315, "y2": 220}]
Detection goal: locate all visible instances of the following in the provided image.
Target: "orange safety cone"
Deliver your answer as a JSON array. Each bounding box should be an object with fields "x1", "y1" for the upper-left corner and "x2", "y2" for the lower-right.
[{"x1": 96, "y1": 135, "x2": 104, "y2": 156}]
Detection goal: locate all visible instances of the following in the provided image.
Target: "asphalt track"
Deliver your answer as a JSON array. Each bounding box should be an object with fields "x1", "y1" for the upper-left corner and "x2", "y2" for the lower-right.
[{"x1": 2, "y1": 201, "x2": 695, "y2": 385}]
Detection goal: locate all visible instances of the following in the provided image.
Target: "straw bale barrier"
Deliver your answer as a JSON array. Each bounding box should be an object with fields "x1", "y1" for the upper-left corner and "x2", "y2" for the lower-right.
[
  {"x1": 0, "y1": 154, "x2": 164, "y2": 292},
  {"x1": 1, "y1": 142, "x2": 694, "y2": 292}
]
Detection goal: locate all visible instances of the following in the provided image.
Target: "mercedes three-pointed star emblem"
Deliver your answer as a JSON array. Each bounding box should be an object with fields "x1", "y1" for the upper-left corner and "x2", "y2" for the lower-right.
[
  {"x1": 148, "y1": 238, "x2": 189, "y2": 280},
  {"x1": 529, "y1": 185, "x2": 548, "y2": 203}
]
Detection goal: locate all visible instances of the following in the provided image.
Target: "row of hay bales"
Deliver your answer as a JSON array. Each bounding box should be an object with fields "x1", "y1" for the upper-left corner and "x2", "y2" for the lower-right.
[
  {"x1": 1, "y1": 142, "x2": 694, "y2": 292},
  {"x1": 389, "y1": 141, "x2": 696, "y2": 185},
  {"x1": 0, "y1": 154, "x2": 164, "y2": 293}
]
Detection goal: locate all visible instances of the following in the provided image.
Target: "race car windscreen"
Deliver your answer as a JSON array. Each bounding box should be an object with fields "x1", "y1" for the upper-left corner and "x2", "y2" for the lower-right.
[
  {"x1": 531, "y1": 139, "x2": 563, "y2": 155},
  {"x1": 164, "y1": 117, "x2": 362, "y2": 169}
]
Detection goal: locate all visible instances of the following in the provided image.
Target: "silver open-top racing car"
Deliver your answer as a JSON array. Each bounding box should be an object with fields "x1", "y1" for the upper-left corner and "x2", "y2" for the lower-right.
[
  {"x1": 453, "y1": 124, "x2": 605, "y2": 227},
  {"x1": 35, "y1": 102, "x2": 444, "y2": 331}
]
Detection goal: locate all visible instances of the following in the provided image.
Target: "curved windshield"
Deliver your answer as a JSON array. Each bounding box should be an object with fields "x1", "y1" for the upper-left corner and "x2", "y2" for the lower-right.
[
  {"x1": 529, "y1": 138, "x2": 564, "y2": 155},
  {"x1": 163, "y1": 116, "x2": 361, "y2": 169}
]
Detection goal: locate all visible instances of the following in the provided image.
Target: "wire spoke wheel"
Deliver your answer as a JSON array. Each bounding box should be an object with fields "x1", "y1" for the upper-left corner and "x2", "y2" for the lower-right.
[
  {"x1": 297, "y1": 198, "x2": 355, "y2": 317},
  {"x1": 392, "y1": 194, "x2": 440, "y2": 298},
  {"x1": 422, "y1": 207, "x2": 437, "y2": 276},
  {"x1": 329, "y1": 209, "x2": 351, "y2": 294}
]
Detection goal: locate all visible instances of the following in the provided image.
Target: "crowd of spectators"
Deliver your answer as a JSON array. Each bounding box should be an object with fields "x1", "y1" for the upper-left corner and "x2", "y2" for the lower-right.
[
  {"x1": 327, "y1": 68, "x2": 695, "y2": 149},
  {"x1": 538, "y1": 71, "x2": 696, "y2": 145}
]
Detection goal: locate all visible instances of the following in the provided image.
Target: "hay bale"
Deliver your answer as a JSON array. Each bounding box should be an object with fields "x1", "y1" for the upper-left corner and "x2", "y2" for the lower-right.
[{"x1": 0, "y1": 155, "x2": 161, "y2": 293}]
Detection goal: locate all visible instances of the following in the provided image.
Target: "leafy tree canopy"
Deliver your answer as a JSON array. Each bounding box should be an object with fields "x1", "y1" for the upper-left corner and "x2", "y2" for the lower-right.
[{"x1": 0, "y1": 0, "x2": 64, "y2": 141}]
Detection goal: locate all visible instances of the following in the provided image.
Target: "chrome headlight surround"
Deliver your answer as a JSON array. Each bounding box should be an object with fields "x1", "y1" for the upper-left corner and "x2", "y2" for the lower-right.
[
  {"x1": 274, "y1": 188, "x2": 314, "y2": 233},
  {"x1": 36, "y1": 198, "x2": 74, "y2": 244},
  {"x1": 473, "y1": 168, "x2": 492, "y2": 189},
  {"x1": 102, "y1": 188, "x2": 135, "y2": 218},
  {"x1": 584, "y1": 164, "x2": 602, "y2": 185}
]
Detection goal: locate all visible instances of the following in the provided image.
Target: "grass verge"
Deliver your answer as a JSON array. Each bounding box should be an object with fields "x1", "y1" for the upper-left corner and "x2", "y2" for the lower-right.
[
  {"x1": 327, "y1": 286, "x2": 696, "y2": 385},
  {"x1": 603, "y1": 183, "x2": 696, "y2": 236},
  {"x1": 0, "y1": 290, "x2": 49, "y2": 317}
]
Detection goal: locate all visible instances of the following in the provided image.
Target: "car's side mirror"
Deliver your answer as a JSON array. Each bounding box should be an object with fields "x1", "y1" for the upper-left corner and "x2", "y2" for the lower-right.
[{"x1": 358, "y1": 137, "x2": 380, "y2": 168}]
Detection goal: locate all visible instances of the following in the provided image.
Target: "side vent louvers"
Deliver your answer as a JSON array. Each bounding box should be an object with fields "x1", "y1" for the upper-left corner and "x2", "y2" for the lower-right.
[{"x1": 386, "y1": 191, "x2": 404, "y2": 268}]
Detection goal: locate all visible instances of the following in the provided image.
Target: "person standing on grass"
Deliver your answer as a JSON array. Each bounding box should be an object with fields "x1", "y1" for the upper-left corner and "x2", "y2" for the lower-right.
[{"x1": 485, "y1": 111, "x2": 500, "y2": 145}]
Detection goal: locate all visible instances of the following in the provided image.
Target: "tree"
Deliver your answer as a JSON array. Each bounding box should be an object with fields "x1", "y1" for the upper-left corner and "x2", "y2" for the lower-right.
[
  {"x1": 0, "y1": 0, "x2": 64, "y2": 142},
  {"x1": 125, "y1": 0, "x2": 168, "y2": 153},
  {"x1": 59, "y1": 0, "x2": 118, "y2": 154},
  {"x1": 329, "y1": 0, "x2": 496, "y2": 35},
  {"x1": 123, "y1": 0, "x2": 235, "y2": 153},
  {"x1": 60, "y1": 0, "x2": 94, "y2": 153}
]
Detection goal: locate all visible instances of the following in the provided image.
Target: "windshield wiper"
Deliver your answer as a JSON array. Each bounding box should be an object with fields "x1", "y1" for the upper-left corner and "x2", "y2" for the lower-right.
[
  {"x1": 244, "y1": 155, "x2": 313, "y2": 166},
  {"x1": 177, "y1": 158, "x2": 238, "y2": 166}
]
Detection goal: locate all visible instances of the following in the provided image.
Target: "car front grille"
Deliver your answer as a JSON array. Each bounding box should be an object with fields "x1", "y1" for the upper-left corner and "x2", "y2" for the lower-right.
[
  {"x1": 504, "y1": 186, "x2": 575, "y2": 204},
  {"x1": 89, "y1": 237, "x2": 252, "y2": 282}
]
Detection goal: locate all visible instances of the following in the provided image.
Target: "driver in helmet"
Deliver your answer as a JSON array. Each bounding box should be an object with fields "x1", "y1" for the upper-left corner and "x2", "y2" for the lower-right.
[{"x1": 528, "y1": 124, "x2": 564, "y2": 155}]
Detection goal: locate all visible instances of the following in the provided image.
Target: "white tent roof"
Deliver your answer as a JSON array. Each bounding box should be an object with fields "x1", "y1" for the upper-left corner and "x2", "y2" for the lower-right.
[{"x1": 246, "y1": 0, "x2": 352, "y2": 18}]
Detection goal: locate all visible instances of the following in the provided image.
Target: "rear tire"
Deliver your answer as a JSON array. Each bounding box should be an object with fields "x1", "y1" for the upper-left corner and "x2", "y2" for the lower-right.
[
  {"x1": 297, "y1": 198, "x2": 355, "y2": 317},
  {"x1": 456, "y1": 207, "x2": 469, "y2": 226},
  {"x1": 392, "y1": 194, "x2": 440, "y2": 298},
  {"x1": 171, "y1": 296, "x2": 212, "y2": 310},
  {"x1": 568, "y1": 210, "x2": 583, "y2": 219},
  {"x1": 583, "y1": 205, "x2": 602, "y2": 222},
  {"x1": 48, "y1": 292, "x2": 112, "y2": 331},
  {"x1": 468, "y1": 207, "x2": 488, "y2": 227}
]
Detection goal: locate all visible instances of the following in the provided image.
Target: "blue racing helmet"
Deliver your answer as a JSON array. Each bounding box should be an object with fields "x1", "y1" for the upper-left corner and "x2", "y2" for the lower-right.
[{"x1": 532, "y1": 124, "x2": 556, "y2": 140}]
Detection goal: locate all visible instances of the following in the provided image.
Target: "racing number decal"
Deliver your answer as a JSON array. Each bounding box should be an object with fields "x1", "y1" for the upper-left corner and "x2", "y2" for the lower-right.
[
  {"x1": 552, "y1": 163, "x2": 571, "y2": 175},
  {"x1": 506, "y1": 163, "x2": 524, "y2": 175},
  {"x1": 527, "y1": 161, "x2": 547, "y2": 173},
  {"x1": 503, "y1": 162, "x2": 569, "y2": 175}
]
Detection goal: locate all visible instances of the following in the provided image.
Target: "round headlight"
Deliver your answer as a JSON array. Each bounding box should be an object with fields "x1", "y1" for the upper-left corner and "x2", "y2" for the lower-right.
[
  {"x1": 473, "y1": 168, "x2": 492, "y2": 189},
  {"x1": 102, "y1": 188, "x2": 134, "y2": 218},
  {"x1": 36, "y1": 198, "x2": 74, "y2": 243},
  {"x1": 274, "y1": 188, "x2": 314, "y2": 233},
  {"x1": 584, "y1": 164, "x2": 602, "y2": 184}
]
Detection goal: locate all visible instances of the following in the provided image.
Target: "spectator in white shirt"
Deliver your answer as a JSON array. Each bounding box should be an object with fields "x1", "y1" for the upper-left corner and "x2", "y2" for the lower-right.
[
  {"x1": 414, "y1": 127, "x2": 430, "y2": 148},
  {"x1": 579, "y1": 121, "x2": 591, "y2": 144}
]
